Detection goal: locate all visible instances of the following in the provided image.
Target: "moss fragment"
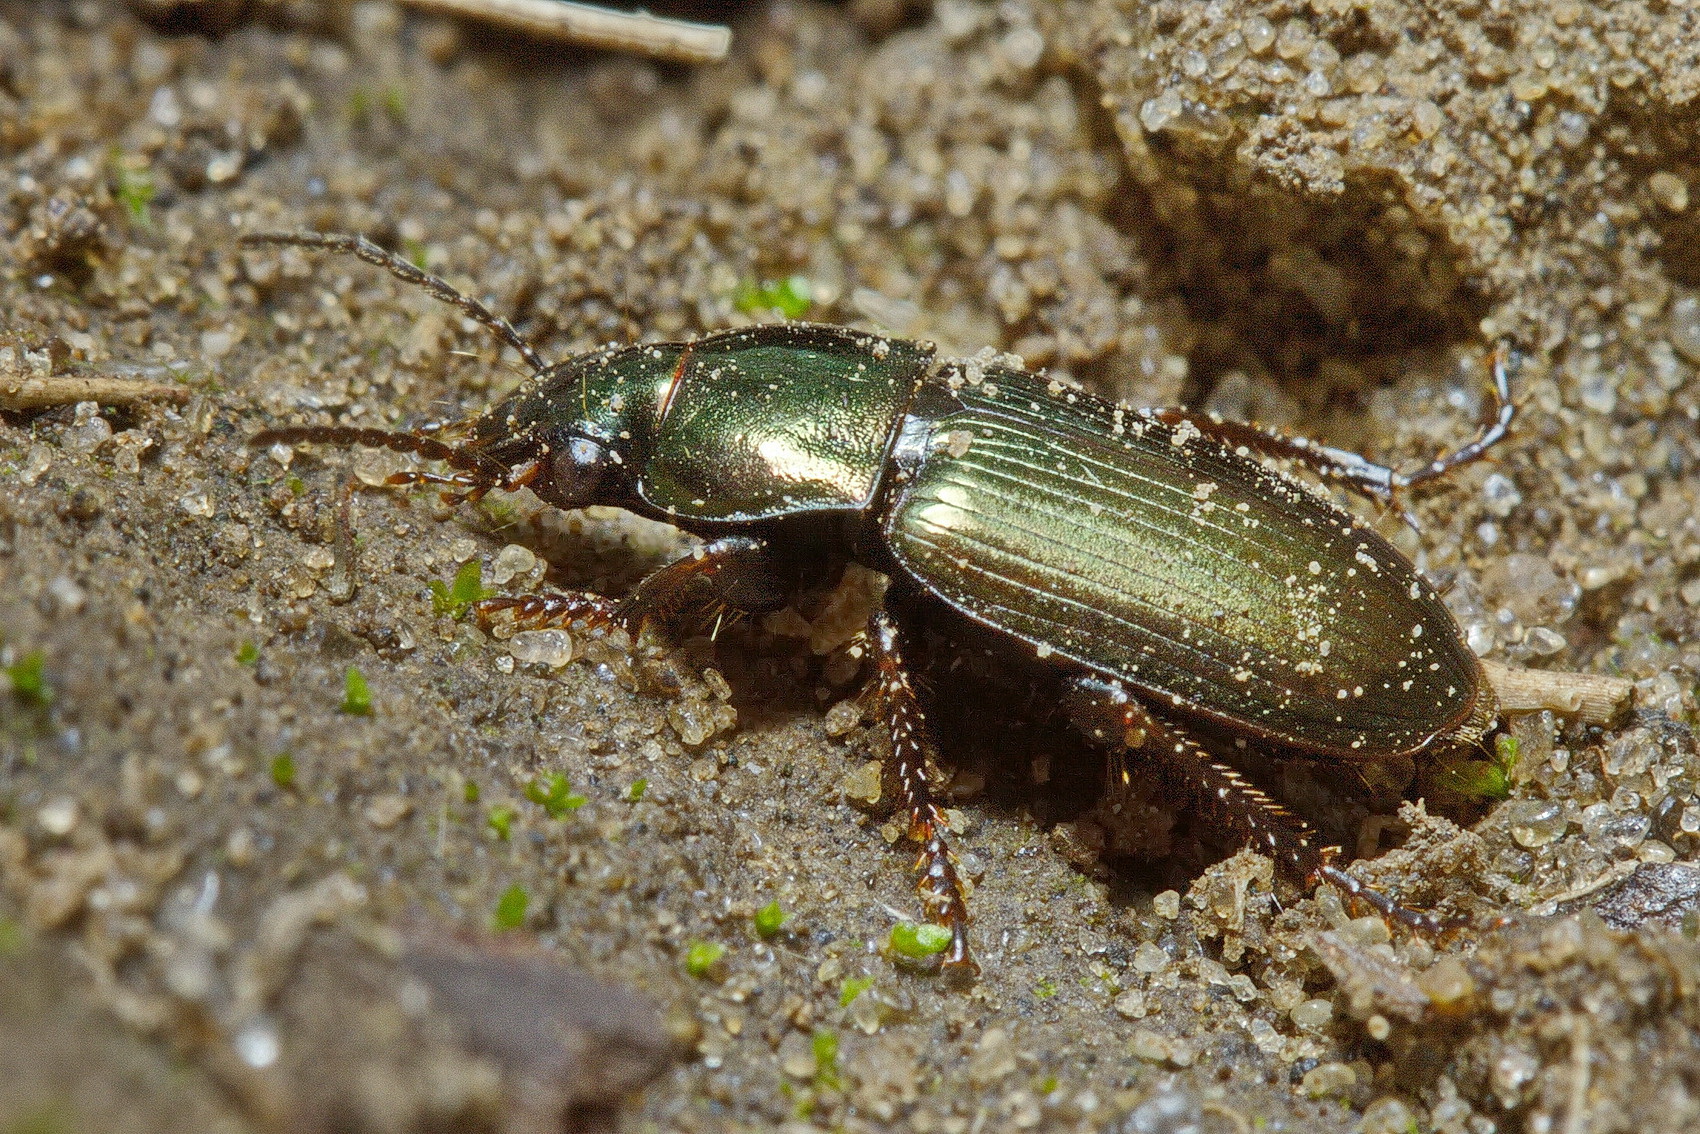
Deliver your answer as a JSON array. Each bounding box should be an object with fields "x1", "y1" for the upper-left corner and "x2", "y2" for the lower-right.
[
  {"x1": 340, "y1": 666, "x2": 372, "y2": 715},
  {"x1": 524, "y1": 772, "x2": 586, "y2": 818},
  {"x1": 683, "y1": 939, "x2": 727, "y2": 978},
  {"x1": 4, "y1": 651, "x2": 51, "y2": 706},
  {"x1": 755, "y1": 900, "x2": 789, "y2": 938},
  {"x1": 493, "y1": 883, "x2": 528, "y2": 930},
  {"x1": 888, "y1": 921, "x2": 951, "y2": 959},
  {"x1": 429, "y1": 559, "x2": 494, "y2": 620}
]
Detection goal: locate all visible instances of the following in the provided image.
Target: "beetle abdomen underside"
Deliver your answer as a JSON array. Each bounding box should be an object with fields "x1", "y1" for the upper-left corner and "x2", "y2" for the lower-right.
[{"x1": 884, "y1": 365, "x2": 1480, "y2": 758}]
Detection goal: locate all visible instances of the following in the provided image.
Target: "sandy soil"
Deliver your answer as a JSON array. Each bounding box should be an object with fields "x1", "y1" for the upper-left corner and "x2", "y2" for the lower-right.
[{"x1": 4, "y1": 1, "x2": 1700, "y2": 1131}]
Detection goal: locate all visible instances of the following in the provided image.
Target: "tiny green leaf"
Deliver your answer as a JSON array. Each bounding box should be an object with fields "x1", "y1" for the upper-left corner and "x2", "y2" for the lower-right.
[
  {"x1": 626, "y1": 778, "x2": 648, "y2": 802},
  {"x1": 838, "y1": 975, "x2": 874, "y2": 1007},
  {"x1": 0, "y1": 917, "x2": 25, "y2": 958},
  {"x1": 1495, "y1": 733, "x2": 1521, "y2": 770},
  {"x1": 889, "y1": 921, "x2": 952, "y2": 958},
  {"x1": 1033, "y1": 979, "x2": 1057, "y2": 999},
  {"x1": 4, "y1": 651, "x2": 51, "y2": 706},
  {"x1": 493, "y1": 883, "x2": 529, "y2": 930},
  {"x1": 463, "y1": 779, "x2": 481, "y2": 804},
  {"x1": 684, "y1": 940, "x2": 727, "y2": 978},
  {"x1": 755, "y1": 900, "x2": 790, "y2": 938},
  {"x1": 430, "y1": 560, "x2": 494, "y2": 619},
  {"x1": 811, "y1": 1028, "x2": 841, "y2": 1090},
  {"x1": 235, "y1": 640, "x2": 259, "y2": 666},
  {"x1": 733, "y1": 275, "x2": 814, "y2": 319},
  {"x1": 524, "y1": 772, "x2": 587, "y2": 818},
  {"x1": 269, "y1": 753, "x2": 297, "y2": 791},
  {"x1": 340, "y1": 666, "x2": 372, "y2": 715},
  {"x1": 1434, "y1": 758, "x2": 1510, "y2": 800},
  {"x1": 111, "y1": 152, "x2": 156, "y2": 227},
  {"x1": 486, "y1": 803, "x2": 516, "y2": 840}
]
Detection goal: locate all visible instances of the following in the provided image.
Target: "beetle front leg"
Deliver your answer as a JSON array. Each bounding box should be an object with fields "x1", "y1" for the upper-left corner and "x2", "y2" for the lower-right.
[
  {"x1": 474, "y1": 535, "x2": 787, "y2": 639},
  {"x1": 615, "y1": 536, "x2": 789, "y2": 627},
  {"x1": 865, "y1": 609, "x2": 977, "y2": 979},
  {"x1": 1066, "y1": 676, "x2": 1446, "y2": 935}
]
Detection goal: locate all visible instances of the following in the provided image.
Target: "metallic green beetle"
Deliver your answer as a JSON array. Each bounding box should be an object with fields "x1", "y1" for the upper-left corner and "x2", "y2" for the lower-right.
[{"x1": 249, "y1": 231, "x2": 1512, "y2": 977}]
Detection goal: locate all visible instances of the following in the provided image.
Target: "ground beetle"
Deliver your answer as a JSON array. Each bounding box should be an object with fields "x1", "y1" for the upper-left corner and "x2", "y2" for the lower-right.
[{"x1": 247, "y1": 231, "x2": 1515, "y2": 977}]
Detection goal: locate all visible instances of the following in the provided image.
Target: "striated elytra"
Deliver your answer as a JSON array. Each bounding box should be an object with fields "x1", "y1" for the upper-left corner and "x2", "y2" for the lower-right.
[{"x1": 247, "y1": 231, "x2": 1513, "y2": 977}]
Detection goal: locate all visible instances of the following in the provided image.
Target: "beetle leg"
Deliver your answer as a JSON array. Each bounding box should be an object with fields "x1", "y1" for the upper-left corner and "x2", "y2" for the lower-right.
[
  {"x1": 474, "y1": 535, "x2": 786, "y2": 639},
  {"x1": 1066, "y1": 676, "x2": 1446, "y2": 935},
  {"x1": 473, "y1": 591, "x2": 624, "y2": 636},
  {"x1": 1150, "y1": 345, "x2": 1514, "y2": 504},
  {"x1": 865, "y1": 609, "x2": 977, "y2": 978},
  {"x1": 614, "y1": 536, "x2": 788, "y2": 627}
]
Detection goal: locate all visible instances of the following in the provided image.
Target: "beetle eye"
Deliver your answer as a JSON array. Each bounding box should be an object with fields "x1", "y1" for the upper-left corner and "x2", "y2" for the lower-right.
[{"x1": 548, "y1": 435, "x2": 610, "y2": 506}]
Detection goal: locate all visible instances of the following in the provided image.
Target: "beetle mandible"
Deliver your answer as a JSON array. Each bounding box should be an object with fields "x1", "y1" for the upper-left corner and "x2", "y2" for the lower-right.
[{"x1": 246, "y1": 230, "x2": 1515, "y2": 978}]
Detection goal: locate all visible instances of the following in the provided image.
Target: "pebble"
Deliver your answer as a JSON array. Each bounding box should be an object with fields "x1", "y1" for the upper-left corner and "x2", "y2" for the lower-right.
[
  {"x1": 38, "y1": 796, "x2": 79, "y2": 836},
  {"x1": 364, "y1": 794, "x2": 413, "y2": 829},
  {"x1": 509, "y1": 629, "x2": 573, "y2": 668}
]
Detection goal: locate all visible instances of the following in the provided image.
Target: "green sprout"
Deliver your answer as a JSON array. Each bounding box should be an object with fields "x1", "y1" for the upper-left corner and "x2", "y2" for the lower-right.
[
  {"x1": 4, "y1": 651, "x2": 51, "y2": 706},
  {"x1": 486, "y1": 803, "x2": 517, "y2": 840},
  {"x1": 429, "y1": 560, "x2": 494, "y2": 620},
  {"x1": 235, "y1": 640, "x2": 259, "y2": 666},
  {"x1": 110, "y1": 152, "x2": 156, "y2": 227},
  {"x1": 754, "y1": 900, "x2": 790, "y2": 938},
  {"x1": 402, "y1": 237, "x2": 428, "y2": 271},
  {"x1": 838, "y1": 976, "x2": 874, "y2": 1007},
  {"x1": 626, "y1": 778, "x2": 648, "y2": 802},
  {"x1": 888, "y1": 921, "x2": 952, "y2": 959},
  {"x1": 1033, "y1": 979, "x2": 1057, "y2": 999},
  {"x1": 463, "y1": 779, "x2": 481, "y2": 804},
  {"x1": 1435, "y1": 733, "x2": 1517, "y2": 800},
  {"x1": 524, "y1": 772, "x2": 587, "y2": 818},
  {"x1": 340, "y1": 666, "x2": 373, "y2": 715},
  {"x1": 269, "y1": 753, "x2": 297, "y2": 791},
  {"x1": 0, "y1": 916, "x2": 25, "y2": 958},
  {"x1": 683, "y1": 940, "x2": 727, "y2": 978},
  {"x1": 734, "y1": 275, "x2": 813, "y2": 319},
  {"x1": 493, "y1": 883, "x2": 529, "y2": 930},
  {"x1": 811, "y1": 1029, "x2": 842, "y2": 1091}
]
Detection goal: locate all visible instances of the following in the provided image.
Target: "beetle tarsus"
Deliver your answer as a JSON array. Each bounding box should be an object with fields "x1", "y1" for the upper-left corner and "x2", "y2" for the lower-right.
[
  {"x1": 1313, "y1": 861, "x2": 1450, "y2": 937},
  {"x1": 868, "y1": 609, "x2": 979, "y2": 979},
  {"x1": 473, "y1": 591, "x2": 623, "y2": 636}
]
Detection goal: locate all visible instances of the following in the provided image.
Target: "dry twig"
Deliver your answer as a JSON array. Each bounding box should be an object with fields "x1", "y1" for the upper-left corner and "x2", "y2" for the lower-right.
[
  {"x1": 1481, "y1": 659, "x2": 1635, "y2": 724},
  {"x1": 0, "y1": 371, "x2": 191, "y2": 411},
  {"x1": 400, "y1": 0, "x2": 731, "y2": 63}
]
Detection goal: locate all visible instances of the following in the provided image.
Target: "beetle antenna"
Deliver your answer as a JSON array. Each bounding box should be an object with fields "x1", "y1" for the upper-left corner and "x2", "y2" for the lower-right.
[
  {"x1": 251, "y1": 424, "x2": 492, "y2": 476},
  {"x1": 241, "y1": 231, "x2": 549, "y2": 376}
]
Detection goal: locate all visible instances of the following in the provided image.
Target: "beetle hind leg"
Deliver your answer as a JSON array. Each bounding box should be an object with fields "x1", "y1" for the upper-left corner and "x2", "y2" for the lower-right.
[
  {"x1": 865, "y1": 609, "x2": 977, "y2": 978},
  {"x1": 1066, "y1": 676, "x2": 1447, "y2": 935}
]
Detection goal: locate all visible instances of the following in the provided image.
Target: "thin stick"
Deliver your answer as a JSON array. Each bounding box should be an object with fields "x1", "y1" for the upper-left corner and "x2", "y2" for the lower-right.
[
  {"x1": 400, "y1": 0, "x2": 732, "y2": 63},
  {"x1": 1481, "y1": 659, "x2": 1635, "y2": 724},
  {"x1": 0, "y1": 372, "x2": 191, "y2": 410}
]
